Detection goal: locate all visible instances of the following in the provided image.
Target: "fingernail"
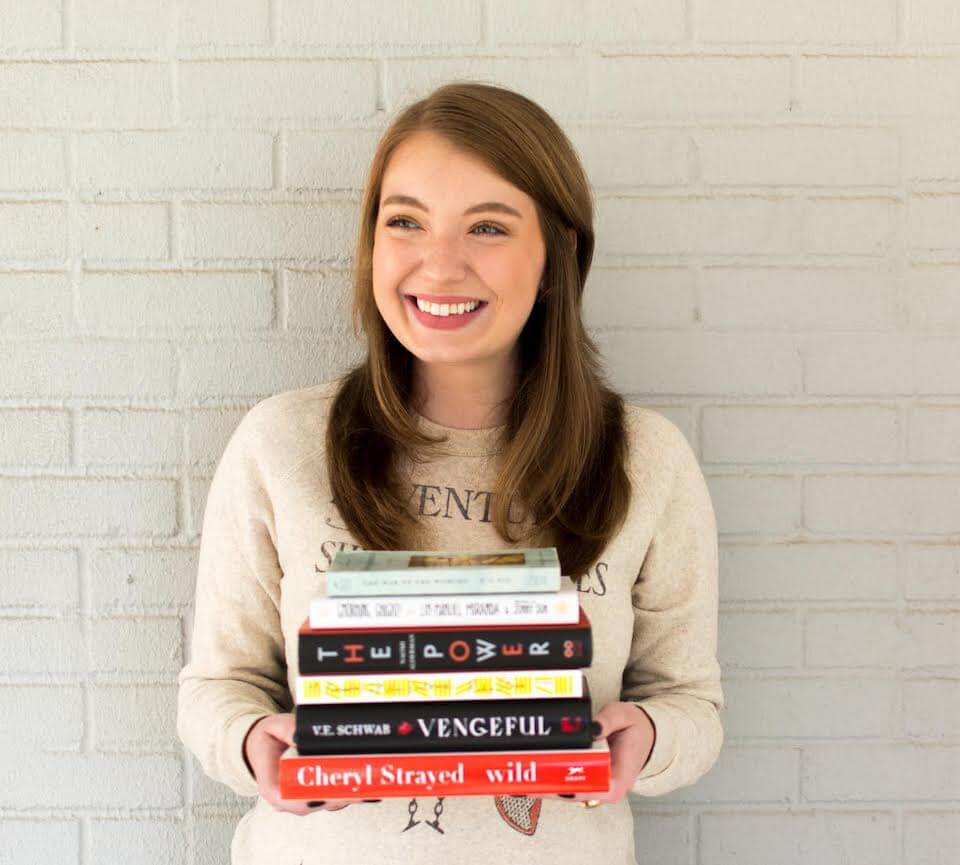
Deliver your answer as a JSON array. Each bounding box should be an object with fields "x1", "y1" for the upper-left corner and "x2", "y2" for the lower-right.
[
  {"x1": 559, "y1": 794, "x2": 576, "y2": 799},
  {"x1": 590, "y1": 720, "x2": 603, "y2": 738},
  {"x1": 307, "y1": 800, "x2": 326, "y2": 807}
]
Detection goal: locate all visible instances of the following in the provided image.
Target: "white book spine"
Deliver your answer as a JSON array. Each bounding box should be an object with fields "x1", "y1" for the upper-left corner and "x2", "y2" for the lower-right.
[
  {"x1": 309, "y1": 588, "x2": 580, "y2": 629},
  {"x1": 325, "y1": 570, "x2": 560, "y2": 596},
  {"x1": 296, "y1": 669, "x2": 583, "y2": 704}
]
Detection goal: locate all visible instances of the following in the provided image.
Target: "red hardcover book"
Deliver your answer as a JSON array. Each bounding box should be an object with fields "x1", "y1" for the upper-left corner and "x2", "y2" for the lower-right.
[{"x1": 278, "y1": 739, "x2": 610, "y2": 800}]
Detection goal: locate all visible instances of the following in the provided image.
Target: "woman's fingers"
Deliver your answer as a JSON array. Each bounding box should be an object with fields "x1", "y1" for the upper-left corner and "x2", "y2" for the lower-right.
[
  {"x1": 249, "y1": 715, "x2": 383, "y2": 815},
  {"x1": 532, "y1": 793, "x2": 593, "y2": 804},
  {"x1": 247, "y1": 714, "x2": 312, "y2": 815},
  {"x1": 306, "y1": 798, "x2": 383, "y2": 812},
  {"x1": 591, "y1": 701, "x2": 649, "y2": 740}
]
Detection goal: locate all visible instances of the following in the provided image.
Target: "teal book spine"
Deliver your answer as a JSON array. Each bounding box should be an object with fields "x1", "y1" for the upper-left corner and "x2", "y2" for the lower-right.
[{"x1": 325, "y1": 547, "x2": 561, "y2": 597}]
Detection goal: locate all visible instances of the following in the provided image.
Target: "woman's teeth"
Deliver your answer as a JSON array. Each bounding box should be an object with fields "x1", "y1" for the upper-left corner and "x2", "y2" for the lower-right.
[{"x1": 415, "y1": 297, "x2": 482, "y2": 316}]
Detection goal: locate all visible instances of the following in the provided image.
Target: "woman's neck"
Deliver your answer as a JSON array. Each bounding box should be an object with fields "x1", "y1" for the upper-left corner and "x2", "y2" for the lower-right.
[{"x1": 411, "y1": 354, "x2": 518, "y2": 430}]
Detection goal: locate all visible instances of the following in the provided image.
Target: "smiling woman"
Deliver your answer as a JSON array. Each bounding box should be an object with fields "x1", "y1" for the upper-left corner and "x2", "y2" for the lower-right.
[{"x1": 177, "y1": 80, "x2": 724, "y2": 865}]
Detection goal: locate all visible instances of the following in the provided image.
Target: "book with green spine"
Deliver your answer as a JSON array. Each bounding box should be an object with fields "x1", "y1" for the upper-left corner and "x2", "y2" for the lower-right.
[{"x1": 324, "y1": 547, "x2": 561, "y2": 597}]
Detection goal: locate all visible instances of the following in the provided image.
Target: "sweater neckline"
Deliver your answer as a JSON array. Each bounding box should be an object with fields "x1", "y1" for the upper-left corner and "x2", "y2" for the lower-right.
[{"x1": 411, "y1": 409, "x2": 507, "y2": 457}]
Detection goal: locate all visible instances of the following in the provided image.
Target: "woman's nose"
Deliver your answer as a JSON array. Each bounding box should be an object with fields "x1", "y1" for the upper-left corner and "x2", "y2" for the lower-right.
[{"x1": 418, "y1": 236, "x2": 470, "y2": 283}]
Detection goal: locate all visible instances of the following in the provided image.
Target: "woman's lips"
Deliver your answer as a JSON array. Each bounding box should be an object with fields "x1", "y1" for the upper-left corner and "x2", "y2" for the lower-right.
[{"x1": 405, "y1": 294, "x2": 489, "y2": 330}]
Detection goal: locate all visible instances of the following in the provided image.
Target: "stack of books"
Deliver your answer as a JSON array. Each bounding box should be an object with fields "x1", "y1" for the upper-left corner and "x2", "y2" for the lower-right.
[{"x1": 278, "y1": 547, "x2": 611, "y2": 800}]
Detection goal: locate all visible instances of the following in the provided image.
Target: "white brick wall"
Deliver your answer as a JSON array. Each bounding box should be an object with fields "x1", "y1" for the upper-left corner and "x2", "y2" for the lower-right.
[{"x1": 1, "y1": 2, "x2": 957, "y2": 864}]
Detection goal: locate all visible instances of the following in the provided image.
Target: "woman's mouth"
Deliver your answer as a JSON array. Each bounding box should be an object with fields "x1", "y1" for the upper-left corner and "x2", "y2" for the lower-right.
[{"x1": 405, "y1": 294, "x2": 489, "y2": 331}]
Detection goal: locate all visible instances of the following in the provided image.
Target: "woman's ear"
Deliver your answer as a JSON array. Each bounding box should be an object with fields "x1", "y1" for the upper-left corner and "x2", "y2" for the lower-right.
[{"x1": 568, "y1": 228, "x2": 577, "y2": 251}]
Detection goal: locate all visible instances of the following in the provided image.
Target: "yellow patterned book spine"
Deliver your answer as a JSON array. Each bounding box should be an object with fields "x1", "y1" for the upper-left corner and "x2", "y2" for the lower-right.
[{"x1": 295, "y1": 670, "x2": 582, "y2": 703}]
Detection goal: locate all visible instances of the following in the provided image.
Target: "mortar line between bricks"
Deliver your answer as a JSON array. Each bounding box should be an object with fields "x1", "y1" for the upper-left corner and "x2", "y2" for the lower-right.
[
  {"x1": 799, "y1": 603, "x2": 808, "y2": 669},
  {"x1": 721, "y1": 601, "x2": 960, "y2": 613},
  {"x1": 0, "y1": 802, "x2": 950, "y2": 819},
  {"x1": 179, "y1": 611, "x2": 196, "y2": 865},
  {"x1": 62, "y1": 0, "x2": 75, "y2": 51},
  {"x1": 270, "y1": 0, "x2": 281, "y2": 46},
  {"x1": 168, "y1": 200, "x2": 181, "y2": 262},
  {"x1": 273, "y1": 127, "x2": 285, "y2": 190},
  {"x1": 478, "y1": 0, "x2": 488, "y2": 47},
  {"x1": 0, "y1": 671, "x2": 187, "y2": 685},
  {"x1": 897, "y1": 401, "x2": 910, "y2": 473},
  {"x1": 0, "y1": 807, "x2": 189, "y2": 821},
  {"x1": 77, "y1": 544, "x2": 94, "y2": 799},
  {"x1": 375, "y1": 57, "x2": 385, "y2": 112},
  {"x1": 13, "y1": 45, "x2": 960, "y2": 61},
  {"x1": 723, "y1": 668, "x2": 960, "y2": 681},
  {"x1": 169, "y1": 0, "x2": 180, "y2": 126},
  {"x1": 723, "y1": 673, "x2": 956, "y2": 687},
  {"x1": 79, "y1": 814, "x2": 88, "y2": 865},
  {"x1": 897, "y1": 616, "x2": 908, "y2": 744},
  {"x1": 68, "y1": 404, "x2": 80, "y2": 470},
  {"x1": 275, "y1": 266, "x2": 287, "y2": 329},
  {"x1": 171, "y1": 325, "x2": 184, "y2": 403},
  {"x1": 579, "y1": 0, "x2": 594, "y2": 60},
  {"x1": 728, "y1": 734, "x2": 960, "y2": 745},
  {"x1": 11, "y1": 394, "x2": 960, "y2": 410},
  {"x1": 691, "y1": 810, "x2": 699, "y2": 865},
  {"x1": 897, "y1": 806, "x2": 905, "y2": 865},
  {"x1": 895, "y1": 527, "x2": 911, "y2": 611},
  {"x1": 798, "y1": 470, "x2": 808, "y2": 532},
  {"x1": 8, "y1": 185, "x2": 924, "y2": 203},
  {"x1": 695, "y1": 804, "x2": 951, "y2": 814},
  {"x1": 178, "y1": 405, "x2": 191, "y2": 542},
  {"x1": 691, "y1": 399, "x2": 704, "y2": 462},
  {"x1": 794, "y1": 473, "x2": 803, "y2": 539},
  {"x1": 187, "y1": 795, "x2": 197, "y2": 865},
  {"x1": 795, "y1": 743, "x2": 805, "y2": 803},
  {"x1": 66, "y1": 130, "x2": 81, "y2": 334},
  {"x1": 9, "y1": 456, "x2": 960, "y2": 479},
  {"x1": 789, "y1": 50, "x2": 801, "y2": 112}
]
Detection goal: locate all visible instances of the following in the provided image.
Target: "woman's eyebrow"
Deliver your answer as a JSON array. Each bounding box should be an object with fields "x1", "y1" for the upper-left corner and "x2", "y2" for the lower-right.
[{"x1": 381, "y1": 194, "x2": 522, "y2": 219}]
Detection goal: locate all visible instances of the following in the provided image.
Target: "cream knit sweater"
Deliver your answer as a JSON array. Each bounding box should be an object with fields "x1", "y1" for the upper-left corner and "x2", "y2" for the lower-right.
[{"x1": 177, "y1": 378, "x2": 724, "y2": 865}]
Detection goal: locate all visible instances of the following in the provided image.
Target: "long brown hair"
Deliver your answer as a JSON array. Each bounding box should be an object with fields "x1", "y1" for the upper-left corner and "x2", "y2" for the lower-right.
[{"x1": 325, "y1": 81, "x2": 631, "y2": 582}]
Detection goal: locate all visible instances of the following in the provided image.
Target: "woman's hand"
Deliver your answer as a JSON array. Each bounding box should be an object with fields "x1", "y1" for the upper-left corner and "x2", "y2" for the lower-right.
[
  {"x1": 538, "y1": 702, "x2": 657, "y2": 806},
  {"x1": 243, "y1": 713, "x2": 380, "y2": 815}
]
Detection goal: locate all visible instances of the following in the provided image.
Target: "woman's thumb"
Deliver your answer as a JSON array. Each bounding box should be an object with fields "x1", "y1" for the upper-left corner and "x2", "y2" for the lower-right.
[{"x1": 267, "y1": 712, "x2": 297, "y2": 748}]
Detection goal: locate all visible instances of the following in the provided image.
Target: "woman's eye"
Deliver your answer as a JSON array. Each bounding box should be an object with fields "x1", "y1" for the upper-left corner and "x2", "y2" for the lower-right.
[
  {"x1": 472, "y1": 222, "x2": 506, "y2": 236},
  {"x1": 386, "y1": 216, "x2": 418, "y2": 230},
  {"x1": 384, "y1": 217, "x2": 506, "y2": 237}
]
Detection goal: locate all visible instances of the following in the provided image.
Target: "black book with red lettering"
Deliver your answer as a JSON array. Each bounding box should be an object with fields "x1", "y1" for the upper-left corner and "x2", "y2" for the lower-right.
[
  {"x1": 297, "y1": 608, "x2": 592, "y2": 674},
  {"x1": 294, "y1": 687, "x2": 595, "y2": 755}
]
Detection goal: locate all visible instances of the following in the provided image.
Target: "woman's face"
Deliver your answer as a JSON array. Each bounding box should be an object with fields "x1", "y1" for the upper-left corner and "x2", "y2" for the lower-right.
[{"x1": 372, "y1": 130, "x2": 547, "y2": 368}]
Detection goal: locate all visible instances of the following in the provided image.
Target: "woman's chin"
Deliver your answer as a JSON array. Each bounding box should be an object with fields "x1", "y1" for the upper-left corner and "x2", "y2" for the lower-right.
[{"x1": 408, "y1": 344, "x2": 485, "y2": 366}]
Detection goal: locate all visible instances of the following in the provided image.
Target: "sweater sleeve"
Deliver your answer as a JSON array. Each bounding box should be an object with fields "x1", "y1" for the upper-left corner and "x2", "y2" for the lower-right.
[
  {"x1": 620, "y1": 415, "x2": 725, "y2": 798},
  {"x1": 177, "y1": 407, "x2": 293, "y2": 798}
]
